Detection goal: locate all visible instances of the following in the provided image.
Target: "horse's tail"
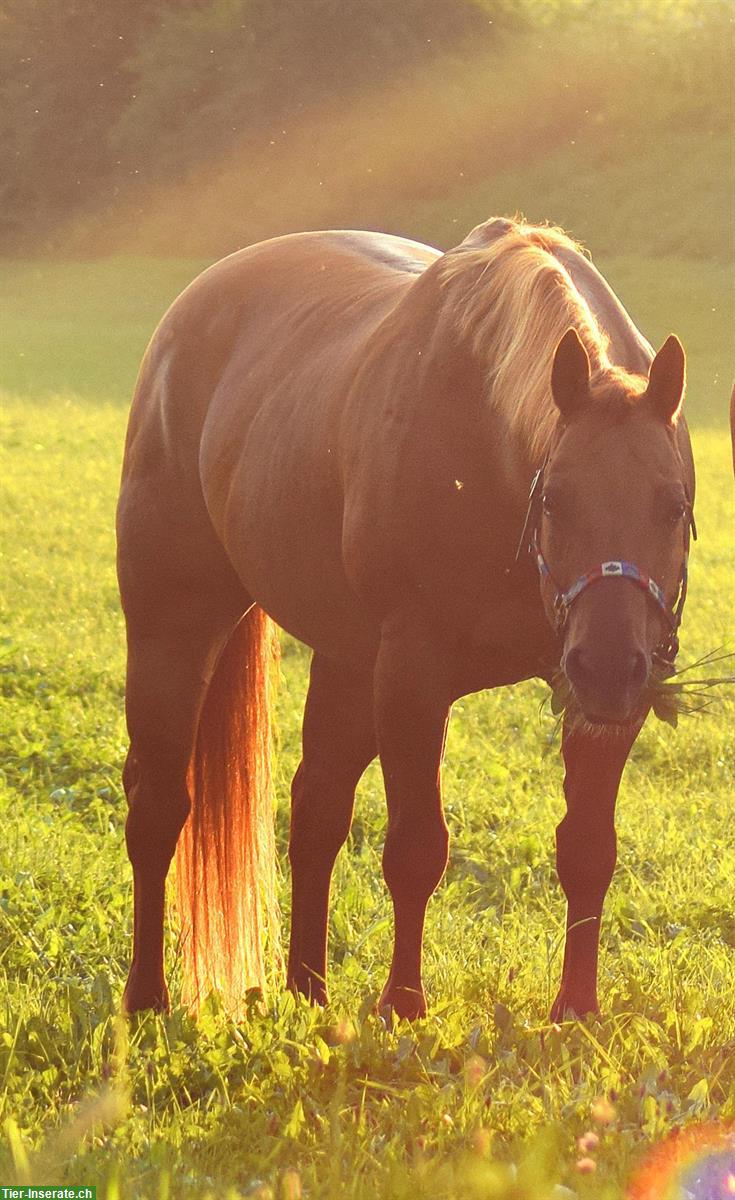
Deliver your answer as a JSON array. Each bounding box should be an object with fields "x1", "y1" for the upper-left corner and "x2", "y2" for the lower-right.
[{"x1": 175, "y1": 605, "x2": 280, "y2": 1015}]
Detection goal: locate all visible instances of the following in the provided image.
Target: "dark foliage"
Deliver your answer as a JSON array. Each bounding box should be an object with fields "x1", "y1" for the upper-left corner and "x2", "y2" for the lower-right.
[{"x1": 0, "y1": 0, "x2": 520, "y2": 250}]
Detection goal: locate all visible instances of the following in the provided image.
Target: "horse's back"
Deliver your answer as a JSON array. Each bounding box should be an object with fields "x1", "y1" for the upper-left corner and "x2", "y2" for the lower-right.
[
  {"x1": 118, "y1": 230, "x2": 438, "y2": 657},
  {"x1": 123, "y1": 229, "x2": 436, "y2": 468}
]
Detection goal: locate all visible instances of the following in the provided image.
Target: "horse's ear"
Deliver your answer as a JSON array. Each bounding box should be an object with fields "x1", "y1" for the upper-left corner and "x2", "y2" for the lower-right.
[
  {"x1": 551, "y1": 327, "x2": 590, "y2": 417},
  {"x1": 646, "y1": 334, "x2": 686, "y2": 424}
]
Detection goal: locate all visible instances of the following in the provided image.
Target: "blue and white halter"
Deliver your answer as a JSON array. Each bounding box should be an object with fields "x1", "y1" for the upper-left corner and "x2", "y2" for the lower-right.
[{"x1": 517, "y1": 463, "x2": 695, "y2": 665}]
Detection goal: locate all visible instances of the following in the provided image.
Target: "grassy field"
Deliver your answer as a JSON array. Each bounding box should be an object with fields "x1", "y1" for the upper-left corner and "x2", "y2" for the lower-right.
[{"x1": 1, "y1": 246, "x2": 733, "y2": 1200}]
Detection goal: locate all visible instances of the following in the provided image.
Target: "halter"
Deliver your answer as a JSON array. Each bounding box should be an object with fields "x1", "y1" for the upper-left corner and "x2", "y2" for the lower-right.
[{"x1": 516, "y1": 462, "x2": 696, "y2": 665}]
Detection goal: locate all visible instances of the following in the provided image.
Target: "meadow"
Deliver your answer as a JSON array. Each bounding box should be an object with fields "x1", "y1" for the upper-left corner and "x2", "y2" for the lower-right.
[{"x1": 1, "y1": 235, "x2": 733, "y2": 1199}]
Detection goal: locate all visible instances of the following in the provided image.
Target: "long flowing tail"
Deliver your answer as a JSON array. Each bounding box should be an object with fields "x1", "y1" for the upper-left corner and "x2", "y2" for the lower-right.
[{"x1": 175, "y1": 604, "x2": 280, "y2": 1015}]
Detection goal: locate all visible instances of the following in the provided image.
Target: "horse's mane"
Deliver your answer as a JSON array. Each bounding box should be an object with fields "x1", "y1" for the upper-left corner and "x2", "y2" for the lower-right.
[{"x1": 436, "y1": 220, "x2": 647, "y2": 461}]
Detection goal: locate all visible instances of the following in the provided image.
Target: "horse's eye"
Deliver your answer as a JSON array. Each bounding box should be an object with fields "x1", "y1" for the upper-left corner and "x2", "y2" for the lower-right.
[{"x1": 667, "y1": 500, "x2": 687, "y2": 524}]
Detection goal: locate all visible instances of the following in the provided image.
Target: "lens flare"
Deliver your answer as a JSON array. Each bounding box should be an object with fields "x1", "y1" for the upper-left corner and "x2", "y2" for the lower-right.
[{"x1": 627, "y1": 1123, "x2": 735, "y2": 1200}]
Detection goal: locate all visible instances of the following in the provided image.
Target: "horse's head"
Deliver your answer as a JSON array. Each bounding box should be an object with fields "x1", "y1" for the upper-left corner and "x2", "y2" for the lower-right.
[{"x1": 536, "y1": 328, "x2": 694, "y2": 727}]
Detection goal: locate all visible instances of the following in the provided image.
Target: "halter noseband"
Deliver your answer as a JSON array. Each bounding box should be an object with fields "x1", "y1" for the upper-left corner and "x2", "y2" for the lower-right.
[{"x1": 516, "y1": 462, "x2": 696, "y2": 665}]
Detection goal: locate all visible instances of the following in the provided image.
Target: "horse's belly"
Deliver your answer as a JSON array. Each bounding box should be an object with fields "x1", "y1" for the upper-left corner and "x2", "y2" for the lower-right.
[
  {"x1": 254, "y1": 584, "x2": 379, "y2": 666},
  {"x1": 234, "y1": 521, "x2": 379, "y2": 665},
  {"x1": 234, "y1": 534, "x2": 379, "y2": 666},
  {"x1": 201, "y1": 414, "x2": 379, "y2": 665}
]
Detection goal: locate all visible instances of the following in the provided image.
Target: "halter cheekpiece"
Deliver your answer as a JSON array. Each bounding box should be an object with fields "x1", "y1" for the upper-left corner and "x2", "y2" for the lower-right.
[{"x1": 516, "y1": 462, "x2": 696, "y2": 666}]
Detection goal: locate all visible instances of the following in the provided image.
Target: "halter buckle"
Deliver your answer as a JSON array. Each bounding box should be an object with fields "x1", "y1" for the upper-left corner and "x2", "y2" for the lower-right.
[{"x1": 552, "y1": 592, "x2": 569, "y2": 630}]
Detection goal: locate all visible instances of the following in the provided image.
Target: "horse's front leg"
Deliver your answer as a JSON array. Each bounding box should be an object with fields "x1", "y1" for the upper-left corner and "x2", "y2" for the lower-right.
[
  {"x1": 551, "y1": 718, "x2": 642, "y2": 1021},
  {"x1": 374, "y1": 609, "x2": 452, "y2": 1020}
]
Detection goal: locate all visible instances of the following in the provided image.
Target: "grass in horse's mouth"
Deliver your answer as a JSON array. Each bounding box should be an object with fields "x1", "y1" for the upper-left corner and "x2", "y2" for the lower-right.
[{"x1": 546, "y1": 649, "x2": 735, "y2": 739}]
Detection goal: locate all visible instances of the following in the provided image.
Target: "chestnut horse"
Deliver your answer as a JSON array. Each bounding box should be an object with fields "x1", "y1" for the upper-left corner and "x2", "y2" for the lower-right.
[{"x1": 117, "y1": 218, "x2": 695, "y2": 1021}]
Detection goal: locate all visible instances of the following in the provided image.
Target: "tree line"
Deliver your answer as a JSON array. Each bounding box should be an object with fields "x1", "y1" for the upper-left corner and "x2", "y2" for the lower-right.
[
  {"x1": 0, "y1": 0, "x2": 528, "y2": 251},
  {"x1": 1, "y1": 0, "x2": 731, "y2": 254}
]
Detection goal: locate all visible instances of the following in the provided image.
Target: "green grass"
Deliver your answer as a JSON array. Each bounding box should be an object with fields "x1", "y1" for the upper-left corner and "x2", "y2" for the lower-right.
[
  {"x1": 0, "y1": 260, "x2": 209, "y2": 403},
  {"x1": 1, "y1": 249, "x2": 734, "y2": 1200}
]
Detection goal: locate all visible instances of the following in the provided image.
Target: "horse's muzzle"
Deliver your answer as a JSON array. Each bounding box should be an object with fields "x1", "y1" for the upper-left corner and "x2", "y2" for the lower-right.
[{"x1": 563, "y1": 643, "x2": 649, "y2": 724}]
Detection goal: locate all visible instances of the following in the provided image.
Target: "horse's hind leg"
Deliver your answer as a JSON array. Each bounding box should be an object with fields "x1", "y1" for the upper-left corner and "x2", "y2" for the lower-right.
[
  {"x1": 551, "y1": 719, "x2": 641, "y2": 1020},
  {"x1": 122, "y1": 587, "x2": 245, "y2": 1012},
  {"x1": 287, "y1": 654, "x2": 376, "y2": 1004}
]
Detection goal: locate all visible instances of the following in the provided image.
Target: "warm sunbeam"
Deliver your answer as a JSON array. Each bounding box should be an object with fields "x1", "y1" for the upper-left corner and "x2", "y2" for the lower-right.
[{"x1": 60, "y1": 13, "x2": 732, "y2": 261}]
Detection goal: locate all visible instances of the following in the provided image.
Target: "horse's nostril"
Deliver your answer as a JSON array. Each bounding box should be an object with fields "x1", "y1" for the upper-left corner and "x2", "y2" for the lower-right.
[{"x1": 565, "y1": 646, "x2": 648, "y2": 693}]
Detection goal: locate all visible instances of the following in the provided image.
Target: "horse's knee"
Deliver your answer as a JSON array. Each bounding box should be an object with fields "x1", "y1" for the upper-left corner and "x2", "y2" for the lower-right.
[
  {"x1": 555, "y1": 813, "x2": 616, "y2": 905},
  {"x1": 288, "y1": 762, "x2": 354, "y2": 868},
  {"x1": 383, "y1": 813, "x2": 449, "y2": 903}
]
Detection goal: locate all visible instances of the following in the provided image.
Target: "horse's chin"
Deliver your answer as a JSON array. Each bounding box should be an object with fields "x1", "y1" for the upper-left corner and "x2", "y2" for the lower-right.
[
  {"x1": 569, "y1": 712, "x2": 643, "y2": 740},
  {"x1": 567, "y1": 687, "x2": 647, "y2": 738},
  {"x1": 587, "y1": 713, "x2": 640, "y2": 733}
]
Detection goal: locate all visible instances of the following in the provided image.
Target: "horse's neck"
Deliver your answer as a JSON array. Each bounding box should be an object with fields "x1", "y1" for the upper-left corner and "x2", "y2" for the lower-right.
[
  {"x1": 346, "y1": 268, "x2": 526, "y2": 476},
  {"x1": 402, "y1": 319, "x2": 535, "y2": 510},
  {"x1": 552, "y1": 246, "x2": 653, "y2": 374}
]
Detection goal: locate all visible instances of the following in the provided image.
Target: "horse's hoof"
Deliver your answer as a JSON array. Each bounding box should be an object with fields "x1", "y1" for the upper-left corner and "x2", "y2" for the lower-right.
[
  {"x1": 122, "y1": 975, "x2": 170, "y2": 1015},
  {"x1": 378, "y1": 986, "x2": 427, "y2": 1022},
  {"x1": 549, "y1": 989, "x2": 598, "y2": 1023},
  {"x1": 288, "y1": 975, "x2": 329, "y2": 1007}
]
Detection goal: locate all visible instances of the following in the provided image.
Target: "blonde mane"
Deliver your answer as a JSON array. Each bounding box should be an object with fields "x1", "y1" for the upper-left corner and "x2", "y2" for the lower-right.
[{"x1": 436, "y1": 220, "x2": 646, "y2": 461}]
